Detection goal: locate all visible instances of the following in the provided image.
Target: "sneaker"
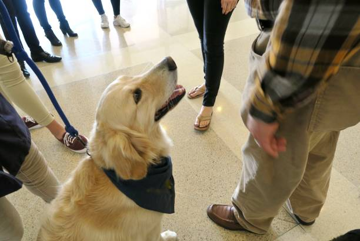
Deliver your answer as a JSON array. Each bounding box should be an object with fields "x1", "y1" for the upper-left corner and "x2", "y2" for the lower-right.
[
  {"x1": 58, "y1": 132, "x2": 88, "y2": 154},
  {"x1": 101, "y1": 14, "x2": 109, "y2": 29},
  {"x1": 22, "y1": 116, "x2": 42, "y2": 130},
  {"x1": 113, "y1": 15, "x2": 130, "y2": 28}
]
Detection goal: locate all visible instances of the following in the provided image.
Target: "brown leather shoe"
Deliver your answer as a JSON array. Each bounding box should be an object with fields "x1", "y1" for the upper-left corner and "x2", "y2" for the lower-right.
[{"x1": 207, "y1": 204, "x2": 248, "y2": 231}]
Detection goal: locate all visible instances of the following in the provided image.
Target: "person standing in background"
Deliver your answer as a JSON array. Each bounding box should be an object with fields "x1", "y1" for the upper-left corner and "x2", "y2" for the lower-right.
[
  {"x1": 91, "y1": 0, "x2": 130, "y2": 29},
  {"x1": 0, "y1": 0, "x2": 62, "y2": 77},
  {"x1": 186, "y1": 0, "x2": 238, "y2": 131},
  {"x1": 32, "y1": 0, "x2": 78, "y2": 46}
]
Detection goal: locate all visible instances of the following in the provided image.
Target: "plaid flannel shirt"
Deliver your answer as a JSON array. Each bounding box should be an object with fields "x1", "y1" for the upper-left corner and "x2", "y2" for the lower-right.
[{"x1": 244, "y1": 0, "x2": 360, "y2": 123}]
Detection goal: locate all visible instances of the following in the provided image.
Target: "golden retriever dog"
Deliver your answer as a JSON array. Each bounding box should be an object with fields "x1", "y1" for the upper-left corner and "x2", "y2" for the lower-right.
[{"x1": 39, "y1": 57, "x2": 185, "y2": 241}]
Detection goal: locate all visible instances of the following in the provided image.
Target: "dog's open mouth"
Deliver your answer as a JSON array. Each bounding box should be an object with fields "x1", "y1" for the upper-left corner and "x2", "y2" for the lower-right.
[{"x1": 155, "y1": 85, "x2": 186, "y2": 121}]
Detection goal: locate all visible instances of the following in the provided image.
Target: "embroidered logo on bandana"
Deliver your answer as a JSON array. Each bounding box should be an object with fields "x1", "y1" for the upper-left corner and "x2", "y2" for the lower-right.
[{"x1": 103, "y1": 156, "x2": 175, "y2": 214}]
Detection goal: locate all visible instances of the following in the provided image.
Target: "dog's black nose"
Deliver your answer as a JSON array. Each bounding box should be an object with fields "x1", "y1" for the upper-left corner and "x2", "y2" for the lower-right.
[{"x1": 166, "y1": 57, "x2": 177, "y2": 71}]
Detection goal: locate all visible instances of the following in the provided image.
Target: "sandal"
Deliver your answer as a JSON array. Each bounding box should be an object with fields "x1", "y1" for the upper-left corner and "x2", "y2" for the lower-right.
[
  {"x1": 187, "y1": 85, "x2": 205, "y2": 99},
  {"x1": 194, "y1": 113, "x2": 213, "y2": 131}
]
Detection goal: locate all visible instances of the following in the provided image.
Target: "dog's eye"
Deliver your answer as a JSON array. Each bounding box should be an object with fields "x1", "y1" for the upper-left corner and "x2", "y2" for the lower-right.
[{"x1": 133, "y1": 88, "x2": 142, "y2": 104}]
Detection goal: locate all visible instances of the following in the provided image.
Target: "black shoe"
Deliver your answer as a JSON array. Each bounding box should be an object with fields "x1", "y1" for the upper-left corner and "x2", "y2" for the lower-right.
[
  {"x1": 45, "y1": 29, "x2": 62, "y2": 46},
  {"x1": 19, "y1": 61, "x2": 30, "y2": 78},
  {"x1": 60, "y1": 21, "x2": 78, "y2": 37},
  {"x1": 31, "y1": 51, "x2": 62, "y2": 63},
  {"x1": 294, "y1": 214, "x2": 315, "y2": 226}
]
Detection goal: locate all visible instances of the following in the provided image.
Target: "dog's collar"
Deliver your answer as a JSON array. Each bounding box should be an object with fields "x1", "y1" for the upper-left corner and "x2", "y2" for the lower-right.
[{"x1": 102, "y1": 156, "x2": 175, "y2": 214}]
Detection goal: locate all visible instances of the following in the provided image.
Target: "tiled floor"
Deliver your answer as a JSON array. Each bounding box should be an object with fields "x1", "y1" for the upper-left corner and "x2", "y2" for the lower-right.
[{"x1": 6, "y1": 0, "x2": 360, "y2": 240}]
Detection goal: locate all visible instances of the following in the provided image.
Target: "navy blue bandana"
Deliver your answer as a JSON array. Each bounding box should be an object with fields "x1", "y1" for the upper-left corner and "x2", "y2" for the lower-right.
[{"x1": 103, "y1": 156, "x2": 175, "y2": 214}]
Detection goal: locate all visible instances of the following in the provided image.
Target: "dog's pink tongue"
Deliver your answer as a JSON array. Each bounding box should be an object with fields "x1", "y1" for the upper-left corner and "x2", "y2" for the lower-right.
[{"x1": 169, "y1": 85, "x2": 185, "y2": 99}]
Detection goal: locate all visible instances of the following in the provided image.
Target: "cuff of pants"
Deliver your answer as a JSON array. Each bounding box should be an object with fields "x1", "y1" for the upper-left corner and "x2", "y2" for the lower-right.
[
  {"x1": 16, "y1": 140, "x2": 60, "y2": 203},
  {"x1": 36, "y1": 113, "x2": 55, "y2": 127},
  {"x1": 231, "y1": 196, "x2": 268, "y2": 234}
]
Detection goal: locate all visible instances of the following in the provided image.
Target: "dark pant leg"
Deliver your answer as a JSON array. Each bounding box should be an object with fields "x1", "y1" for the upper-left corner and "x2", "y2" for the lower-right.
[
  {"x1": 0, "y1": 0, "x2": 26, "y2": 67},
  {"x1": 187, "y1": 0, "x2": 205, "y2": 76},
  {"x1": 202, "y1": 0, "x2": 233, "y2": 107},
  {"x1": 92, "y1": 0, "x2": 105, "y2": 15},
  {"x1": 48, "y1": 0, "x2": 66, "y2": 23},
  {"x1": 110, "y1": 0, "x2": 120, "y2": 16},
  {"x1": 0, "y1": 0, "x2": 22, "y2": 47},
  {"x1": 32, "y1": 0, "x2": 52, "y2": 31},
  {"x1": 12, "y1": 0, "x2": 43, "y2": 54}
]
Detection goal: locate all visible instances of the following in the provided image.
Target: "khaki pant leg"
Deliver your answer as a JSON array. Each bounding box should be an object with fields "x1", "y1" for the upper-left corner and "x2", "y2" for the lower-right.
[
  {"x1": 15, "y1": 141, "x2": 60, "y2": 203},
  {"x1": 289, "y1": 131, "x2": 340, "y2": 223},
  {"x1": 232, "y1": 31, "x2": 360, "y2": 234},
  {"x1": 232, "y1": 101, "x2": 315, "y2": 234},
  {"x1": 0, "y1": 197, "x2": 24, "y2": 241},
  {"x1": 288, "y1": 49, "x2": 360, "y2": 223},
  {"x1": 0, "y1": 55, "x2": 54, "y2": 126},
  {"x1": 231, "y1": 30, "x2": 315, "y2": 234}
]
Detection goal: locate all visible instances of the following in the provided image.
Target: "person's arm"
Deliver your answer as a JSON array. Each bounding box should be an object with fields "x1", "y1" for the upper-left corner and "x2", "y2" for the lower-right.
[{"x1": 250, "y1": 0, "x2": 360, "y2": 123}]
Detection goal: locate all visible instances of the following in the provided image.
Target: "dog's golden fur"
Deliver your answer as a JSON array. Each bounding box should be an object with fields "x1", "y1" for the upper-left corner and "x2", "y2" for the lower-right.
[{"x1": 39, "y1": 59, "x2": 179, "y2": 241}]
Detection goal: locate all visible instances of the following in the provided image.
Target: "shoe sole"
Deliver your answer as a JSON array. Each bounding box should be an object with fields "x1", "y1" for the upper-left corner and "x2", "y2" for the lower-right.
[
  {"x1": 113, "y1": 23, "x2": 130, "y2": 28},
  {"x1": 31, "y1": 58, "x2": 61, "y2": 63},
  {"x1": 194, "y1": 124, "x2": 210, "y2": 131},
  {"x1": 187, "y1": 92, "x2": 204, "y2": 99},
  {"x1": 28, "y1": 125, "x2": 43, "y2": 131},
  {"x1": 68, "y1": 148, "x2": 87, "y2": 154},
  {"x1": 284, "y1": 200, "x2": 315, "y2": 226},
  {"x1": 187, "y1": 86, "x2": 205, "y2": 99},
  {"x1": 31, "y1": 56, "x2": 62, "y2": 63}
]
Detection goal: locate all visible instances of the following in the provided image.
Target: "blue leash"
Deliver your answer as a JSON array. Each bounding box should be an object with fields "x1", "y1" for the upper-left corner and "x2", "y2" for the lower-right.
[{"x1": 0, "y1": 0, "x2": 79, "y2": 137}]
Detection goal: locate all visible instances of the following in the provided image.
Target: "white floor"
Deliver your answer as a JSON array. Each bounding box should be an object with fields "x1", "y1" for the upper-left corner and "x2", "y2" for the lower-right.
[{"x1": 6, "y1": 0, "x2": 360, "y2": 240}]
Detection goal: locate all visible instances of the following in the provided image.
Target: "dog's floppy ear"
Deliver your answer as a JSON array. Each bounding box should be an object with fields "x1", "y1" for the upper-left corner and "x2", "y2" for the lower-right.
[{"x1": 104, "y1": 129, "x2": 157, "y2": 180}]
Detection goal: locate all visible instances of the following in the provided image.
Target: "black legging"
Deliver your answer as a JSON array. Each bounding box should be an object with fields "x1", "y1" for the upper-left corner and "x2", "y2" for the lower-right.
[
  {"x1": 187, "y1": 0, "x2": 233, "y2": 107},
  {"x1": 92, "y1": 0, "x2": 121, "y2": 16},
  {"x1": 0, "y1": 0, "x2": 43, "y2": 54},
  {"x1": 32, "y1": 0, "x2": 67, "y2": 32}
]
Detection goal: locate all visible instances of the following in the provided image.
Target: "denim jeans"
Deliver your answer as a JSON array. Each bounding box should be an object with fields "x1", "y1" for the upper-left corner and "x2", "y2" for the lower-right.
[
  {"x1": 33, "y1": 0, "x2": 67, "y2": 31},
  {"x1": 92, "y1": 0, "x2": 121, "y2": 16},
  {"x1": 0, "y1": 0, "x2": 43, "y2": 54},
  {"x1": 187, "y1": 0, "x2": 233, "y2": 106}
]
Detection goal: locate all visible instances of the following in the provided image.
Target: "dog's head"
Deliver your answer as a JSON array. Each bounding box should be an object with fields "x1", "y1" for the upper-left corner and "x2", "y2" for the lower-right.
[{"x1": 89, "y1": 57, "x2": 185, "y2": 180}]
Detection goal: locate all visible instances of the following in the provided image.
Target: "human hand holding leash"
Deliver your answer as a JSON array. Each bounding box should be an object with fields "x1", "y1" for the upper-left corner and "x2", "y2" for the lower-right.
[
  {"x1": 246, "y1": 115, "x2": 287, "y2": 158},
  {"x1": 221, "y1": 0, "x2": 237, "y2": 15}
]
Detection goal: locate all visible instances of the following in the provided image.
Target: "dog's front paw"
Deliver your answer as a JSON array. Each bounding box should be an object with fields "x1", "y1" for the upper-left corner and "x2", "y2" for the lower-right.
[{"x1": 161, "y1": 230, "x2": 177, "y2": 241}]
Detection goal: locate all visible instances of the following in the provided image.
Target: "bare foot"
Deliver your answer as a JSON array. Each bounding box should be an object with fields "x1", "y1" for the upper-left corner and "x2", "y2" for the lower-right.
[
  {"x1": 195, "y1": 106, "x2": 213, "y2": 128},
  {"x1": 188, "y1": 83, "x2": 205, "y2": 99}
]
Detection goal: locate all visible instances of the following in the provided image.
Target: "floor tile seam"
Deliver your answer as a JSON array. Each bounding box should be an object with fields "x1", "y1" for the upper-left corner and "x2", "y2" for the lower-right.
[
  {"x1": 274, "y1": 225, "x2": 305, "y2": 241},
  {"x1": 330, "y1": 168, "x2": 360, "y2": 193},
  {"x1": 331, "y1": 167, "x2": 360, "y2": 191},
  {"x1": 181, "y1": 97, "x2": 245, "y2": 161}
]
